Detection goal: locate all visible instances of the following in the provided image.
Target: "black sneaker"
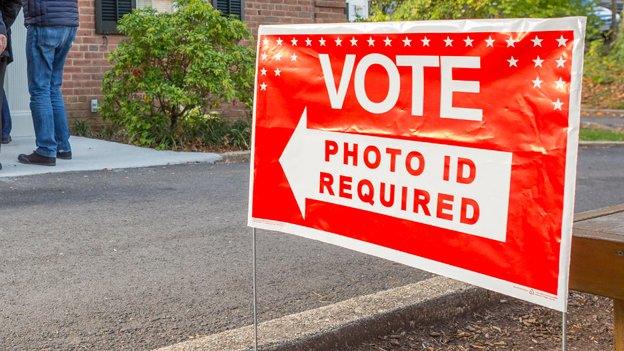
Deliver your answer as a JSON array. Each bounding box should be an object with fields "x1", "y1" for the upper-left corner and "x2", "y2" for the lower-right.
[
  {"x1": 57, "y1": 151, "x2": 72, "y2": 160},
  {"x1": 1, "y1": 135, "x2": 10, "y2": 144},
  {"x1": 18, "y1": 152, "x2": 56, "y2": 166}
]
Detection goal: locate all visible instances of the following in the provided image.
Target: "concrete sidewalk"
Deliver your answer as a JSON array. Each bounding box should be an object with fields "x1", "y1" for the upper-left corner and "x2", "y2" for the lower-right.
[
  {"x1": 0, "y1": 136, "x2": 221, "y2": 178},
  {"x1": 582, "y1": 117, "x2": 624, "y2": 130},
  {"x1": 581, "y1": 108, "x2": 624, "y2": 131}
]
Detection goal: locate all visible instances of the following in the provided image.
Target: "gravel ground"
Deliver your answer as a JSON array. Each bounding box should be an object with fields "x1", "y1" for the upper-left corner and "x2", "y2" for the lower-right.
[{"x1": 355, "y1": 292, "x2": 613, "y2": 351}]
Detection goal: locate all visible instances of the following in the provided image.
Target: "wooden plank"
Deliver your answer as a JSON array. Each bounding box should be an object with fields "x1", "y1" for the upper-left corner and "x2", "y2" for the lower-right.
[
  {"x1": 616, "y1": 299, "x2": 624, "y2": 351},
  {"x1": 574, "y1": 203, "x2": 624, "y2": 223},
  {"x1": 569, "y1": 236, "x2": 624, "y2": 300},
  {"x1": 570, "y1": 204, "x2": 624, "y2": 300},
  {"x1": 571, "y1": 205, "x2": 624, "y2": 351},
  {"x1": 574, "y1": 210, "x2": 624, "y2": 243}
]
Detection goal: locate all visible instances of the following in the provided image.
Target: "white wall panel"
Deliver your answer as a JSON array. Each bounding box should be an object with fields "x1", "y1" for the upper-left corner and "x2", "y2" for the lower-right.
[{"x1": 4, "y1": 11, "x2": 34, "y2": 137}]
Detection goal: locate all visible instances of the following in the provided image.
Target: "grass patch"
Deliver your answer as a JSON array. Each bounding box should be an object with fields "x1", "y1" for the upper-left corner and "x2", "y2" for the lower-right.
[{"x1": 580, "y1": 127, "x2": 624, "y2": 141}]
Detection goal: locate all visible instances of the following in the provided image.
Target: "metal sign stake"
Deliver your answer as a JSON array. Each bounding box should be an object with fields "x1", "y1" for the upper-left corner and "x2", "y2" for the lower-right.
[
  {"x1": 562, "y1": 310, "x2": 567, "y2": 351},
  {"x1": 252, "y1": 227, "x2": 259, "y2": 351}
]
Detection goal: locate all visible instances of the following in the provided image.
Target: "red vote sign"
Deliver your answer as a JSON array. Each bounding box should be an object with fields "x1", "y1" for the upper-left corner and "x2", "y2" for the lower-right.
[{"x1": 247, "y1": 17, "x2": 586, "y2": 311}]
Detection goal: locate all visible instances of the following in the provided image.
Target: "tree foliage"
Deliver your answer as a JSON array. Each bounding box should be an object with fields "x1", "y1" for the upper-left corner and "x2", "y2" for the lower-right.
[
  {"x1": 100, "y1": 0, "x2": 255, "y2": 149},
  {"x1": 585, "y1": 19, "x2": 624, "y2": 84},
  {"x1": 369, "y1": 0, "x2": 599, "y2": 35}
]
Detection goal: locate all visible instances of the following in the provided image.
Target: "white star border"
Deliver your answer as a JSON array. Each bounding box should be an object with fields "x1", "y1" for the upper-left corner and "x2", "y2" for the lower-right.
[{"x1": 257, "y1": 32, "x2": 573, "y2": 111}]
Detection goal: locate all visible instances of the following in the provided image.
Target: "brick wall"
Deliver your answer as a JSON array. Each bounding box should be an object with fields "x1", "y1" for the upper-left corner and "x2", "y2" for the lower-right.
[
  {"x1": 314, "y1": 0, "x2": 347, "y2": 23},
  {"x1": 63, "y1": 0, "x2": 346, "y2": 124},
  {"x1": 63, "y1": 0, "x2": 125, "y2": 127},
  {"x1": 245, "y1": 0, "x2": 346, "y2": 34}
]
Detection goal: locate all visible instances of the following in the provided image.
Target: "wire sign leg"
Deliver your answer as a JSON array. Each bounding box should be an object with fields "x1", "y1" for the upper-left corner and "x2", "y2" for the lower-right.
[
  {"x1": 252, "y1": 227, "x2": 259, "y2": 351},
  {"x1": 562, "y1": 311, "x2": 567, "y2": 351}
]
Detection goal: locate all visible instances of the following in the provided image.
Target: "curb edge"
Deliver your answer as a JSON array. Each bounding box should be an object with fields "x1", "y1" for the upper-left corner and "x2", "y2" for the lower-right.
[{"x1": 155, "y1": 276, "x2": 497, "y2": 351}]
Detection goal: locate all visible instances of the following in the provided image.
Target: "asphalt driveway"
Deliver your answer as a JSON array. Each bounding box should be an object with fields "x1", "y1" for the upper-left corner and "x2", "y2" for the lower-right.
[{"x1": 0, "y1": 145, "x2": 623, "y2": 350}]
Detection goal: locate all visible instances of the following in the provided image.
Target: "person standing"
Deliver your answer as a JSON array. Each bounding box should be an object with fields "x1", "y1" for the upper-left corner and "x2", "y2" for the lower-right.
[
  {"x1": 18, "y1": 0, "x2": 78, "y2": 166},
  {"x1": 0, "y1": 0, "x2": 22, "y2": 170},
  {"x1": 2, "y1": 90, "x2": 12, "y2": 144}
]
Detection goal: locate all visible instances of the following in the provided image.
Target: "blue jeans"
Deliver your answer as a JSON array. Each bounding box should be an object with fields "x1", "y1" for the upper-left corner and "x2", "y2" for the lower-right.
[
  {"x1": 1, "y1": 90, "x2": 10, "y2": 139},
  {"x1": 26, "y1": 26, "x2": 77, "y2": 158}
]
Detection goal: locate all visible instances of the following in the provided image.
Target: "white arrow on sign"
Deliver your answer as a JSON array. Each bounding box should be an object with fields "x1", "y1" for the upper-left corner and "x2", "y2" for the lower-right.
[{"x1": 279, "y1": 108, "x2": 513, "y2": 242}]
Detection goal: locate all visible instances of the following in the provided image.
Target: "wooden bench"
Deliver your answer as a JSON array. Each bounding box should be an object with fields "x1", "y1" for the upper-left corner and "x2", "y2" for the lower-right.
[{"x1": 571, "y1": 204, "x2": 624, "y2": 350}]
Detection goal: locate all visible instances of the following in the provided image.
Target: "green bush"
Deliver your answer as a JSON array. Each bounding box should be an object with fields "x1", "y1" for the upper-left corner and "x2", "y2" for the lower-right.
[
  {"x1": 582, "y1": 19, "x2": 624, "y2": 109},
  {"x1": 585, "y1": 20, "x2": 624, "y2": 84},
  {"x1": 71, "y1": 120, "x2": 94, "y2": 138},
  {"x1": 182, "y1": 109, "x2": 251, "y2": 150},
  {"x1": 100, "y1": 0, "x2": 255, "y2": 150},
  {"x1": 610, "y1": 18, "x2": 624, "y2": 61}
]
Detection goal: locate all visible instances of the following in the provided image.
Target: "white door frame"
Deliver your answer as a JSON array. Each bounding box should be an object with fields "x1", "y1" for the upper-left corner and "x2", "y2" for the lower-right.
[{"x1": 4, "y1": 10, "x2": 34, "y2": 137}]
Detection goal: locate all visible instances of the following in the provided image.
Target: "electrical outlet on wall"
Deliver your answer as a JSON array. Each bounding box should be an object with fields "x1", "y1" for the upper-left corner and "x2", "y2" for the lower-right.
[
  {"x1": 91, "y1": 99, "x2": 99, "y2": 113},
  {"x1": 346, "y1": 0, "x2": 369, "y2": 22}
]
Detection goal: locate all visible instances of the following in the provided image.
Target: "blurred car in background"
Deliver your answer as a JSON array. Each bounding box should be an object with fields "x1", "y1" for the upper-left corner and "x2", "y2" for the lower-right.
[
  {"x1": 593, "y1": 1, "x2": 621, "y2": 32},
  {"x1": 599, "y1": 0, "x2": 623, "y2": 12}
]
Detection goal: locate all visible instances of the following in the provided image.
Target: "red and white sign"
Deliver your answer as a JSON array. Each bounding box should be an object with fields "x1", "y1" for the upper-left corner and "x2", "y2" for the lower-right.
[{"x1": 248, "y1": 17, "x2": 586, "y2": 311}]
